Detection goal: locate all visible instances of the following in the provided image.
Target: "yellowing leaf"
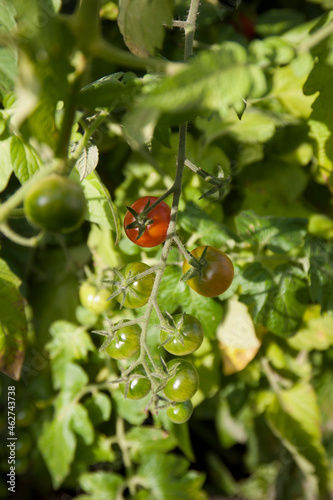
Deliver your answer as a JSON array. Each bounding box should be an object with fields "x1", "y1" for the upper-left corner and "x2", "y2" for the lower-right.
[
  {"x1": 273, "y1": 62, "x2": 317, "y2": 119},
  {"x1": 216, "y1": 299, "x2": 261, "y2": 375}
]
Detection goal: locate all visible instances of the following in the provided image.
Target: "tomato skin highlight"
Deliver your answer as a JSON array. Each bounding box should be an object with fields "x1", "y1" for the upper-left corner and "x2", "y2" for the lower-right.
[
  {"x1": 24, "y1": 174, "x2": 86, "y2": 232},
  {"x1": 183, "y1": 246, "x2": 234, "y2": 297},
  {"x1": 164, "y1": 359, "x2": 199, "y2": 402},
  {"x1": 124, "y1": 196, "x2": 171, "y2": 247},
  {"x1": 119, "y1": 367, "x2": 151, "y2": 400},
  {"x1": 79, "y1": 283, "x2": 112, "y2": 315},
  {"x1": 167, "y1": 400, "x2": 193, "y2": 424},
  {"x1": 160, "y1": 314, "x2": 204, "y2": 356},
  {"x1": 113, "y1": 262, "x2": 155, "y2": 309},
  {"x1": 105, "y1": 325, "x2": 141, "y2": 360}
]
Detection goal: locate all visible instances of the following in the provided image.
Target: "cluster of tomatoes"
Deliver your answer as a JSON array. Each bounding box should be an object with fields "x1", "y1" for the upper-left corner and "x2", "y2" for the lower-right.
[{"x1": 23, "y1": 177, "x2": 234, "y2": 423}]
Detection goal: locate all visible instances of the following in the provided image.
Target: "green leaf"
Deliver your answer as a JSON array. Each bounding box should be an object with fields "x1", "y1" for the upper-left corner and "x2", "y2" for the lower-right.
[
  {"x1": 84, "y1": 392, "x2": 112, "y2": 425},
  {"x1": 303, "y1": 40, "x2": 333, "y2": 173},
  {"x1": 264, "y1": 265, "x2": 309, "y2": 337},
  {"x1": 235, "y1": 210, "x2": 308, "y2": 253},
  {"x1": 126, "y1": 426, "x2": 177, "y2": 462},
  {"x1": 78, "y1": 72, "x2": 142, "y2": 109},
  {"x1": 239, "y1": 262, "x2": 275, "y2": 324},
  {"x1": 195, "y1": 108, "x2": 277, "y2": 145},
  {"x1": 273, "y1": 54, "x2": 316, "y2": 119},
  {"x1": 125, "y1": 43, "x2": 260, "y2": 146},
  {"x1": 159, "y1": 265, "x2": 189, "y2": 314},
  {"x1": 0, "y1": 137, "x2": 13, "y2": 192},
  {"x1": 240, "y1": 263, "x2": 309, "y2": 336},
  {"x1": 81, "y1": 171, "x2": 119, "y2": 231},
  {"x1": 256, "y1": 9, "x2": 306, "y2": 36},
  {"x1": 117, "y1": 0, "x2": 173, "y2": 57},
  {"x1": 46, "y1": 320, "x2": 94, "y2": 362},
  {"x1": 133, "y1": 452, "x2": 207, "y2": 500},
  {"x1": 10, "y1": 136, "x2": 42, "y2": 183},
  {"x1": 179, "y1": 201, "x2": 238, "y2": 246},
  {"x1": 265, "y1": 383, "x2": 330, "y2": 498},
  {"x1": 0, "y1": 0, "x2": 17, "y2": 33},
  {"x1": 288, "y1": 306, "x2": 333, "y2": 351},
  {"x1": 70, "y1": 403, "x2": 94, "y2": 446},
  {"x1": 38, "y1": 415, "x2": 76, "y2": 489},
  {"x1": 305, "y1": 237, "x2": 333, "y2": 314},
  {"x1": 0, "y1": 257, "x2": 27, "y2": 380},
  {"x1": 183, "y1": 289, "x2": 224, "y2": 340},
  {"x1": 0, "y1": 47, "x2": 17, "y2": 97},
  {"x1": 77, "y1": 471, "x2": 125, "y2": 500},
  {"x1": 51, "y1": 359, "x2": 88, "y2": 395},
  {"x1": 112, "y1": 388, "x2": 150, "y2": 425},
  {"x1": 249, "y1": 37, "x2": 295, "y2": 67},
  {"x1": 39, "y1": 359, "x2": 92, "y2": 487}
]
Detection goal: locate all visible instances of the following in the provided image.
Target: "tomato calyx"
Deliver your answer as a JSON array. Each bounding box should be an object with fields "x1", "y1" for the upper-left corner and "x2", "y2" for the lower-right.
[
  {"x1": 181, "y1": 246, "x2": 209, "y2": 284},
  {"x1": 124, "y1": 200, "x2": 155, "y2": 240},
  {"x1": 199, "y1": 166, "x2": 231, "y2": 201},
  {"x1": 109, "y1": 268, "x2": 143, "y2": 308},
  {"x1": 159, "y1": 312, "x2": 187, "y2": 348}
]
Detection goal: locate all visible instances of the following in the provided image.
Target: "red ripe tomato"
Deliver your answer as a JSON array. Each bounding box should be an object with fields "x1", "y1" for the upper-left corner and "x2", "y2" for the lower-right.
[
  {"x1": 183, "y1": 246, "x2": 234, "y2": 297},
  {"x1": 124, "y1": 196, "x2": 171, "y2": 248}
]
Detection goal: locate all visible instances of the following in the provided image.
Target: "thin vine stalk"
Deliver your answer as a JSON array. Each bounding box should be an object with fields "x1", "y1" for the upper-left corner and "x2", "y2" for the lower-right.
[{"x1": 134, "y1": 0, "x2": 201, "y2": 395}]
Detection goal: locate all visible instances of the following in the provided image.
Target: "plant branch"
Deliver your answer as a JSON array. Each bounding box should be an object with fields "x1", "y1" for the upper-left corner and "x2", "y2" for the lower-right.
[
  {"x1": 124, "y1": 0, "x2": 201, "y2": 395},
  {"x1": 55, "y1": 54, "x2": 88, "y2": 166},
  {"x1": 0, "y1": 223, "x2": 45, "y2": 247},
  {"x1": 90, "y1": 38, "x2": 182, "y2": 76},
  {"x1": 298, "y1": 20, "x2": 333, "y2": 53}
]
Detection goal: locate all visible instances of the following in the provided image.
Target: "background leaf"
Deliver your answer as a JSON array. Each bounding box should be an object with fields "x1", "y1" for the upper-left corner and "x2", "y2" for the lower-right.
[{"x1": 117, "y1": 0, "x2": 174, "y2": 57}]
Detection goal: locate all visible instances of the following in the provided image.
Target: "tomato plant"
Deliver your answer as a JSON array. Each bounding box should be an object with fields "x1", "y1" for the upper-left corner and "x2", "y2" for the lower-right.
[
  {"x1": 164, "y1": 359, "x2": 199, "y2": 402},
  {"x1": 1, "y1": 1, "x2": 332, "y2": 499},
  {"x1": 160, "y1": 313, "x2": 204, "y2": 355},
  {"x1": 105, "y1": 324, "x2": 141, "y2": 360},
  {"x1": 24, "y1": 174, "x2": 86, "y2": 233},
  {"x1": 113, "y1": 262, "x2": 155, "y2": 308},
  {"x1": 166, "y1": 400, "x2": 193, "y2": 424},
  {"x1": 124, "y1": 196, "x2": 171, "y2": 247},
  {"x1": 183, "y1": 246, "x2": 234, "y2": 297},
  {"x1": 119, "y1": 367, "x2": 151, "y2": 400}
]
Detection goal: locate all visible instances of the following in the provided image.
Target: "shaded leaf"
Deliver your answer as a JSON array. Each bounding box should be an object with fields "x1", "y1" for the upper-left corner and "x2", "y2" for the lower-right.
[
  {"x1": 126, "y1": 426, "x2": 177, "y2": 462},
  {"x1": 0, "y1": 137, "x2": 13, "y2": 192},
  {"x1": 82, "y1": 171, "x2": 119, "y2": 232},
  {"x1": 0, "y1": 257, "x2": 27, "y2": 380},
  {"x1": 10, "y1": 136, "x2": 41, "y2": 183},
  {"x1": 77, "y1": 471, "x2": 125, "y2": 500},
  {"x1": 133, "y1": 452, "x2": 207, "y2": 500},
  {"x1": 118, "y1": 0, "x2": 173, "y2": 57},
  {"x1": 265, "y1": 383, "x2": 330, "y2": 499}
]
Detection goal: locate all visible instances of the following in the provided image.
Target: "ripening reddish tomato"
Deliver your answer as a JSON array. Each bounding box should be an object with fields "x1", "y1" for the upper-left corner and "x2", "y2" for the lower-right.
[
  {"x1": 183, "y1": 246, "x2": 234, "y2": 297},
  {"x1": 124, "y1": 196, "x2": 171, "y2": 247}
]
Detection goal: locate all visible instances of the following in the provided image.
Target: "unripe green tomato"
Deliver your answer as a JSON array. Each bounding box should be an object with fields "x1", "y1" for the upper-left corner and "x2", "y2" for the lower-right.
[
  {"x1": 164, "y1": 359, "x2": 199, "y2": 402},
  {"x1": 24, "y1": 174, "x2": 86, "y2": 233},
  {"x1": 160, "y1": 314, "x2": 204, "y2": 356},
  {"x1": 119, "y1": 367, "x2": 151, "y2": 400},
  {"x1": 113, "y1": 262, "x2": 154, "y2": 309},
  {"x1": 105, "y1": 325, "x2": 141, "y2": 360},
  {"x1": 167, "y1": 400, "x2": 193, "y2": 424},
  {"x1": 79, "y1": 282, "x2": 113, "y2": 315}
]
